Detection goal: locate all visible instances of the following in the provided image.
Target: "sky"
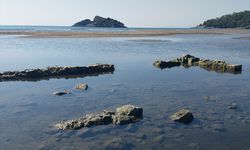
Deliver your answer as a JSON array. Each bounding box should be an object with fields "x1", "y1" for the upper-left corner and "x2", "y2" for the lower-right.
[{"x1": 0, "y1": 0, "x2": 250, "y2": 27}]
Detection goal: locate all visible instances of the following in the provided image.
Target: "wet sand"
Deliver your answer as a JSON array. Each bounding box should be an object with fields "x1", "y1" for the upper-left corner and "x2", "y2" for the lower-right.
[{"x1": 1, "y1": 29, "x2": 250, "y2": 38}]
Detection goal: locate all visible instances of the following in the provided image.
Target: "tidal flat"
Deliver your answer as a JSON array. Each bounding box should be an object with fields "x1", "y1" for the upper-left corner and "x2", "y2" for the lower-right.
[{"x1": 1, "y1": 28, "x2": 250, "y2": 150}]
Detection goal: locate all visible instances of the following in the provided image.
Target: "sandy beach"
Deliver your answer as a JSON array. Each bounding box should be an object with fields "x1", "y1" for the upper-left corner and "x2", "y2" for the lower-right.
[{"x1": 1, "y1": 29, "x2": 250, "y2": 38}]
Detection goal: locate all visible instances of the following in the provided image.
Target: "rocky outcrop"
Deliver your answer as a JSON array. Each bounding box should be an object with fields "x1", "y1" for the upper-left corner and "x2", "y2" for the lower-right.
[
  {"x1": 0, "y1": 64, "x2": 114, "y2": 82},
  {"x1": 154, "y1": 54, "x2": 242, "y2": 74},
  {"x1": 72, "y1": 16, "x2": 127, "y2": 28},
  {"x1": 170, "y1": 109, "x2": 194, "y2": 124},
  {"x1": 55, "y1": 105, "x2": 143, "y2": 130}
]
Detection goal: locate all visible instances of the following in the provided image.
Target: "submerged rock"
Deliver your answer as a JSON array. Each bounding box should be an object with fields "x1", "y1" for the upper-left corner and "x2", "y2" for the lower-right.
[
  {"x1": 55, "y1": 105, "x2": 143, "y2": 130},
  {"x1": 0, "y1": 64, "x2": 114, "y2": 82},
  {"x1": 154, "y1": 54, "x2": 242, "y2": 74},
  {"x1": 53, "y1": 91, "x2": 71, "y2": 96},
  {"x1": 75, "y1": 83, "x2": 88, "y2": 90},
  {"x1": 170, "y1": 109, "x2": 194, "y2": 124},
  {"x1": 228, "y1": 103, "x2": 237, "y2": 109}
]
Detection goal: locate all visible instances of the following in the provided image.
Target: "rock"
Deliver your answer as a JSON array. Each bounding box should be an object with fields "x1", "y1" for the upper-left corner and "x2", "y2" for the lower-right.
[
  {"x1": 154, "y1": 54, "x2": 242, "y2": 74},
  {"x1": 53, "y1": 90, "x2": 71, "y2": 96},
  {"x1": 0, "y1": 64, "x2": 114, "y2": 82},
  {"x1": 112, "y1": 115, "x2": 135, "y2": 125},
  {"x1": 55, "y1": 105, "x2": 143, "y2": 130},
  {"x1": 228, "y1": 103, "x2": 237, "y2": 109},
  {"x1": 75, "y1": 83, "x2": 88, "y2": 90},
  {"x1": 153, "y1": 59, "x2": 181, "y2": 69},
  {"x1": 226, "y1": 64, "x2": 242, "y2": 72},
  {"x1": 170, "y1": 109, "x2": 194, "y2": 124},
  {"x1": 116, "y1": 104, "x2": 143, "y2": 118},
  {"x1": 72, "y1": 16, "x2": 127, "y2": 28}
]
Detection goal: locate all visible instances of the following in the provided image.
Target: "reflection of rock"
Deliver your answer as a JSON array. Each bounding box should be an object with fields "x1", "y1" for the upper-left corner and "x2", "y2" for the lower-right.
[
  {"x1": 53, "y1": 91, "x2": 71, "y2": 96},
  {"x1": 154, "y1": 54, "x2": 242, "y2": 74},
  {"x1": 55, "y1": 105, "x2": 143, "y2": 130},
  {"x1": 75, "y1": 83, "x2": 88, "y2": 90},
  {"x1": 104, "y1": 138, "x2": 134, "y2": 150},
  {"x1": 0, "y1": 64, "x2": 115, "y2": 82},
  {"x1": 170, "y1": 109, "x2": 194, "y2": 124}
]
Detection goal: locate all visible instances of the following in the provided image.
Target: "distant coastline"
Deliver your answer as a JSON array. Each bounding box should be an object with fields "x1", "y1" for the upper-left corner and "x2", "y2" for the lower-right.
[{"x1": 1, "y1": 27, "x2": 250, "y2": 38}]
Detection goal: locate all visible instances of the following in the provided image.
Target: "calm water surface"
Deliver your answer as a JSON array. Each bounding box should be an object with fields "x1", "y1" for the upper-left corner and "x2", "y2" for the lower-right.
[{"x1": 1, "y1": 31, "x2": 250, "y2": 150}]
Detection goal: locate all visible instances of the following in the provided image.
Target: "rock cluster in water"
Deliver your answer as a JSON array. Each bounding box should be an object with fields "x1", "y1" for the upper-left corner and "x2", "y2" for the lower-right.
[
  {"x1": 55, "y1": 105, "x2": 143, "y2": 130},
  {"x1": 0, "y1": 64, "x2": 114, "y2": 82},
  {"x1": 154, "y1": 54, "x2": 242, "y2": 74}
]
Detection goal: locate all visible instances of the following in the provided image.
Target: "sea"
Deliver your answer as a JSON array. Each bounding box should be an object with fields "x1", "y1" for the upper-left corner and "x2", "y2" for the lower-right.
[{"x1": 1, "y1": 25, "x2": 250, "y2": 150}]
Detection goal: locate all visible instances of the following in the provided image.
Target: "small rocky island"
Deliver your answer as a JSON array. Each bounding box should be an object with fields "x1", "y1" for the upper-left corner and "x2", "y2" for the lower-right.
[{"x1": 72, "y1": 16, "x2": 127, "y2": 28}]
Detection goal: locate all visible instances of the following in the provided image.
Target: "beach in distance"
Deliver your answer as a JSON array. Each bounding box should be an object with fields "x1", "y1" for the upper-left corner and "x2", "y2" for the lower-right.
[{"x1": 1, "y1": 27, "x2": 250, "y2": 38}]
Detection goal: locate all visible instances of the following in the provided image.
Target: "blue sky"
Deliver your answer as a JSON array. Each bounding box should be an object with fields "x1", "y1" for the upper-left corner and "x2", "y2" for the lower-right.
[{"x1": 0, "y1": 0, "x2": 250, "y2": 27}]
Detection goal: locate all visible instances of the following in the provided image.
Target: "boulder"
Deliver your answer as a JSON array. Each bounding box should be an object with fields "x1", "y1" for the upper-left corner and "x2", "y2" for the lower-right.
[
  {"x1": 116, "y1": 105, "x2": 143, "y2": 118},
  {"x1": 75, "y1": 83, "x2": 88, "y2": 90},
  {"x1": 170, "y1": 109, "x2": 194, "y2": 124}
]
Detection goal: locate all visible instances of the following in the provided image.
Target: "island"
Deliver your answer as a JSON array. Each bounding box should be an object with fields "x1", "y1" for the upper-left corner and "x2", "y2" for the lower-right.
[
  {"x1": 198, "y1": 10, "x2": 250, "y2": 29},
  {"x1": 72, "y1": 16, "x2": 127, "y2": 28}
]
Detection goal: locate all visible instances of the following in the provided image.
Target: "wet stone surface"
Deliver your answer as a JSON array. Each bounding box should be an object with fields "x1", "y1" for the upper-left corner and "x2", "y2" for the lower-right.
[
  {"x1": 154, "y1": 54, "x2": 242, "y2": 74},
  {"x1": 55, "y1": 105, "x2": 143, "y2": 130}
]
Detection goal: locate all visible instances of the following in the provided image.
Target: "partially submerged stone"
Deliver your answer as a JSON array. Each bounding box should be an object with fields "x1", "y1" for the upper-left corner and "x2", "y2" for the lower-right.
[
  {"x1": 112, "y1": 115, "x2": 135, "y2": 125},
  {"x1": 116, "y1": 105, "x2": 143, "y2": 118},
  {"x1": 154, "y1": 54, "x2": 242, "y2": 74},
  {"x1": 0, "y1": 64, "x2": 114, "y2": 82},
  {"x1": 153, "y1": 59, "x2": 181, "y2": 69},
  {"x1": 75, "y1": 83, "x2": 88, "y2": 90},
  {"x1": 53, "y1": 90, "x2": 71, "y2": 96},
  {"x1": 228, "y1": 103, "x2": 237, "y2": 109},
  {"x1": 55, "y1": 105, "x2": 143, "y2": 130},
  {"x1": 170, "y1": 109, "x2": 194, "y2": 124}
]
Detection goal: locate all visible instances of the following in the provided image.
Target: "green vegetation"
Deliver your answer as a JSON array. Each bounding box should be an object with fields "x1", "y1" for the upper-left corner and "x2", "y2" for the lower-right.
[{"x1": 200, "y1": 10, "x2": 250, "y2": 28}]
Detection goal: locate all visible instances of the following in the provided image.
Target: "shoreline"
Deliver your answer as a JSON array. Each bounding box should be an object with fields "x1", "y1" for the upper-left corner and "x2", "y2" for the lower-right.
[{"x1": 0, "y1": 29, "x2": 250, "y2": 38}]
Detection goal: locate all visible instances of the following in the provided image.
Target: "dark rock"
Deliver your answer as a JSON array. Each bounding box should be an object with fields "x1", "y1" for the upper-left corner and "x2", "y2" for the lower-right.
[
  {"x1": 55, "y1": 105, "x2": 143, "y2": 130},
  {"x1": 0, "y1": 64, "x2": 114, "y2": 82},
  {"x1": 75, "y1": 83, "x2": 88, "y2": 90},
  {"x1": 228, "y1": 103, "x2": 237, "y2": 109},
  {"x1": 170, "y1": 109, "x2": 194, "y2": 124},
  {"x1": 53, "y1": 91, "x2": 71, "y2": 96},
  {"x1": 153, "y1": 59, "x2": 181, "y2": 69},
  {"x1": 72, "y1": 16, "x2": 127, "y2": 28}
]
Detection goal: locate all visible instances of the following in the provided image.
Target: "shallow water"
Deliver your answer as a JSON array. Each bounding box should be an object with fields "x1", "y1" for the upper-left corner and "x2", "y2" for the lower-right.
[{"x1": 1, "y1": 32, "x2": 250, "y2": 150}]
